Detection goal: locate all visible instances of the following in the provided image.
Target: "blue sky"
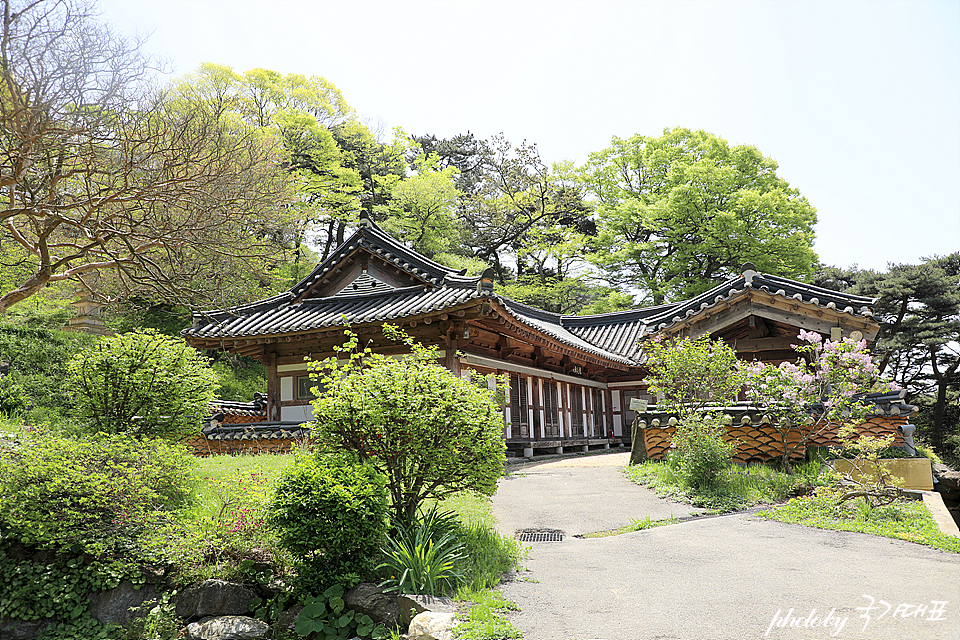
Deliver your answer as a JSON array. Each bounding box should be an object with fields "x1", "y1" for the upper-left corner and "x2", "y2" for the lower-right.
[{"x1": 99, "y1": 0, "x2": 959, "y2": 272}]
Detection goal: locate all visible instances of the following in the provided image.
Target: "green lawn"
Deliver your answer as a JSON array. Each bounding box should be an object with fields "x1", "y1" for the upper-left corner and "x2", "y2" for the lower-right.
[
  {"x1": 757, "y1": 495, "x2": 960, "y2": 553},
  {"x1": 626, "y1": 457, "x2": 960, "y2": 553}
]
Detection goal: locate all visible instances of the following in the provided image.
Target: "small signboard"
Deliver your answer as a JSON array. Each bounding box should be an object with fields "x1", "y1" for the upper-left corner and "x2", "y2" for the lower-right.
[{"x1": 629, "y1": 398, "x2": 648, "y2": 412}]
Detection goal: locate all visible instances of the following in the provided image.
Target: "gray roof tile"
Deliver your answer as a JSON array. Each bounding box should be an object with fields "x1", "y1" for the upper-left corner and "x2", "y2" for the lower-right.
[{"x1": 185, "y1": 227, "x2": 878, "y2": 368}]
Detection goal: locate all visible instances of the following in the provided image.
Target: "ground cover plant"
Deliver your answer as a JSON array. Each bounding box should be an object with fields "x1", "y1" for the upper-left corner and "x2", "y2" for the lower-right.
[
  {"x1": 757, "y1": 496, "x2": 960, "y2": 553},
  {"x1": 624, "y1": 459, "x2": 825, "y2": 513},
  {"x1": 453, "y1": 588, "x2": 523, "y2": 640}
]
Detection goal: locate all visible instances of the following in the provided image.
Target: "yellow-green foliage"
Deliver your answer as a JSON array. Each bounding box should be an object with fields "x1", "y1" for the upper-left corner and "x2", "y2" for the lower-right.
[
  {"x1": 66, "y1": 329, "x2": 218, "y2": 438},
  {"x1": 0, "y1": 429, "x2": 192, "y2": 557},
  {"x1": 309, "y1": 326, "x2": 507, "y2": 521}
]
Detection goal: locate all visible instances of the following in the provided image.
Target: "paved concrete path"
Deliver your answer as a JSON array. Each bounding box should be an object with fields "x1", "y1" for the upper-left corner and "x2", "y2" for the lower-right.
[{"x1": 492, "y1": 452, "x2": 960, "y2": 640}]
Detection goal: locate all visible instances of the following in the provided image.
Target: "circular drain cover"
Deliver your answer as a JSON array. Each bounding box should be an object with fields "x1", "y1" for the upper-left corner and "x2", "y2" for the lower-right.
[{"x1": 516, "y1": 528, "x2": 565, "y2": 542}]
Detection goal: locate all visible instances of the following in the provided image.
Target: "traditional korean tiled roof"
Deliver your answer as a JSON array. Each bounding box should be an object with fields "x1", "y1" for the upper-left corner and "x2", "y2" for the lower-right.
[
  {"x1": 186, "y1": 283, "x2": 492, "y2": 339},
  {"x1": 496, "y1": 299, "x2": 639, "y2": 366},
  {"x1": 560, "y1": 304, "x2": 679, "y2": 361},
  {"x1": 185, "y1": 223, "x2": 492, "y2": 340},
  {"x1": 288, "y1": 223, "x2": 461, "y2": 298},
  {"x1": 639, "y1": 270, "x2": 876, "y2": 336},
  {"x1": 185, "y1": 227, "x2": 878, "y2": 368}
]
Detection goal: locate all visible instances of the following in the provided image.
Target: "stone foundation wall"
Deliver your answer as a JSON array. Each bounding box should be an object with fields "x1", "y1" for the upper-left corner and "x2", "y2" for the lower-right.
[{"x1": 642, "y1": 415, "x2": 907, "y2": 463}]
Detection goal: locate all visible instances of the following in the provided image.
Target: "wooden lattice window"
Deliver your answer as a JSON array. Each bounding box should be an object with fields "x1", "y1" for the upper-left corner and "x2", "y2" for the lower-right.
[
  {"x1": 509, "y1": 374, "x2": 530, "y2": 438},
  {"x1": 543, "y1": 381, "x2": 560, "y2": 438},
  {"x1": 570, "y1": 386, "x2": 584, "y2": 437},
  {"x1": 592, "y1": 388, "x2": 605, "y2": 437}
]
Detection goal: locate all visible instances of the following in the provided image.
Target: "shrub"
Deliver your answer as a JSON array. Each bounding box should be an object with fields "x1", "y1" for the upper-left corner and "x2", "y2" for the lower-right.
[
  {"x1": 670, "y1": 414, "x2": 736, "y2": 490},
  {"x1": 66, "y1": 328, "x2": 218, "y2": 438},
  {"x1": 0, "y1": 428, "x2": 193, "y2": 558},
  {"x1": 0, "y1": 373, "x2": 27, "y2": 418},
  {"x1": 310, "y1": 326, "x2": 506, "y2": 521},
  {"x1": 267, "y1": 453, "x2": 390, "y2": 594}
]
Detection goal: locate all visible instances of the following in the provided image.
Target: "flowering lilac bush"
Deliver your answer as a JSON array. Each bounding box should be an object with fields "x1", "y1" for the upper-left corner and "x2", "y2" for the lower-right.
[{"x1": 741, "y1": 331, "x2": 897, "y2": 473}]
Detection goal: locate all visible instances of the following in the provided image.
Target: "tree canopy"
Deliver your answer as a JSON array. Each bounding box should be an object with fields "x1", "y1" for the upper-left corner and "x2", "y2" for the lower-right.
[
  {"x1": 0, "y1": 0, "x2": 294, "y2": 313},
  {"x1": 578, "y1": 127, "x2": 819, "y2": 305}
]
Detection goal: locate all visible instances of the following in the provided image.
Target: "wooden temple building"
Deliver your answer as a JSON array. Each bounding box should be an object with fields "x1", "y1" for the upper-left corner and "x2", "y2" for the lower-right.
[{"x1": 182, "y1": 222, "x2": 912, "y2": 459}]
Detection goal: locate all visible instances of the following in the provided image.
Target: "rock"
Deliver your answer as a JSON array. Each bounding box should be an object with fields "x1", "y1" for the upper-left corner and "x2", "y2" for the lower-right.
[
  {"x1": 88, "y1": 579, "x2": 158, "y2": 626},
  {"x1": 396, "y1": 594, "x2": 456, "y2": 628},
  {"x1": 343, "y1": 582, "x2": 401, "y2": 628},
  {"x1": 407, "y1": 611, "x2": 458, "y2": 640},
  {"x1": 0, "y1": 619, "x2": 50, "y2": 640},
  {"x1": 175, "y1": 580, "x2": 258, "y2": 620},
  {"x1": 186, "y1": 616, "x2": 271, "y2": 640},
  {"x1": 274, "y1": 604, "x2": 303, "y2": 634}
]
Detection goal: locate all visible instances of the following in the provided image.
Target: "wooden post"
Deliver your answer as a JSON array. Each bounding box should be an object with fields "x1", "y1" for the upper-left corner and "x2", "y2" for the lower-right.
[
  {"x1": 444, "y1": 335, "x2": 460, "y2": 375},
  {"x1": 267, "y1": 350, "x2": 281, "y2": 422}
]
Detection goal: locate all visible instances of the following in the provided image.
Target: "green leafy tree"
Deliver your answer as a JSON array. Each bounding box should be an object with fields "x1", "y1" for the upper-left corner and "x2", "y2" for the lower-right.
[
  {"x1": 579, "y1": 127, "x2": 818, "y2": 304},
  {"x1": 66, "y1": 329, "x2": 219, "y2": 438},
  {"x1": 167, "y1": 63, "x2": 363, "y2": 267},
  {"x1": 308, "y1": 326, "x2": 507, "y2": 521},
  {"x1": 642, "y1": 336, "x2": 744, "y2": 486},
  {"x1": 330, "y1": 121, "x2": 409, "y2": 225},
  {"x1": 378, "y1": 153, "x2": 462, "y2": 260}
]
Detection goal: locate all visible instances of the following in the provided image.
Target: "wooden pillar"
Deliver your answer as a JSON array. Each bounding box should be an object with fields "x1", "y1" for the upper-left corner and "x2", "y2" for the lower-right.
[
  {"x1": 444, "y1": 336, "x2": 460, "y2": 375},
  {"x1": 267, "y1": 350, "x2": 281, "y2": 422},
  {"x1": 604, "y1": 389, "x2": 614, "y2": 438},
  {"x1": 532, "y1": 377, "x2": 542, "y2": 440},
  {"x1": 559, "y1": 382, "x2": 568, "y2": 439}
]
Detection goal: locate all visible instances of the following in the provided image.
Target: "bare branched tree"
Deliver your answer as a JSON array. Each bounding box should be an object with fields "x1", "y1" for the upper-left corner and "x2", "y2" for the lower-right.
[{"x1": 0, "y1": 0, "x2": 293, "y2": 313}]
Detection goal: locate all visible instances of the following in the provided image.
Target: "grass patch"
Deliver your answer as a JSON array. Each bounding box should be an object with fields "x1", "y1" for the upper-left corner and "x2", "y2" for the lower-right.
[
  {"x1": 581, "y1": 515, "x2": 679, "y2": 538},
  {"x1": 454, "y1": 587, "x2": 522, "y2": 640},
  {"x1": 624, "y1": 459, "x2": 824, "y2": 513},
  {"x1": 432, "y1": 491, "x2": 528, "y2": 592},
  {"x1": 187, "y1": 450, "x2": 294, "y2": 520},
  {"x1": 757, "y1": 495, "x2": 960, "y2": 553}
]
